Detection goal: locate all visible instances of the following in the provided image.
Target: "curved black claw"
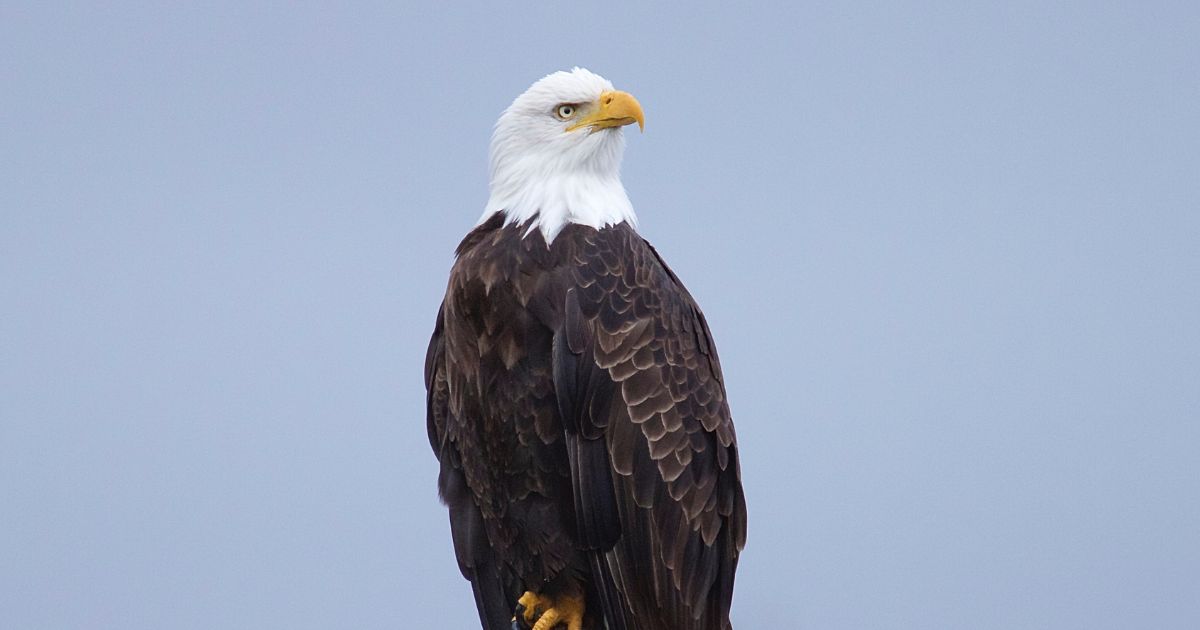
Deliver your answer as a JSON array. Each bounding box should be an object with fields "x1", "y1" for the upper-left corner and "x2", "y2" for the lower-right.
[{"x1": 512, "y1": 603, "x2": 533, "y2": 630}]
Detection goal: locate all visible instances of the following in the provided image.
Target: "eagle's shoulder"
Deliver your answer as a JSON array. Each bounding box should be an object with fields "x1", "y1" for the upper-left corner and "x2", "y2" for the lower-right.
[{"x1": 453, "y1": 211, "x2": 506, "y2": 258}]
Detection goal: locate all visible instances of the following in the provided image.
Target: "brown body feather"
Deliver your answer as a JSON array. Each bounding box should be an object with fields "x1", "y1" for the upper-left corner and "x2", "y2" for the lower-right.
[{"x1": 426, "y1": 213, "x2": 746, "y2": 629}]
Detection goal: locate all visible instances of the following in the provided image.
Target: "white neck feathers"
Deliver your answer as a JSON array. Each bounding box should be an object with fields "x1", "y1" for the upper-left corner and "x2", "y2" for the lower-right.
[{"x1": 481, "y1": 169, "x2": 637, "y2": 243}]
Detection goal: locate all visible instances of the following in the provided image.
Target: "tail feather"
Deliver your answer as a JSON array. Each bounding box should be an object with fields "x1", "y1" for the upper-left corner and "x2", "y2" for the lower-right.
[
  {"x1": 470, "y1": 559, "x2": 514, "y2": 630},
  {"x1": 589, "y1": 551, "x2": 631, "y2": 630}
]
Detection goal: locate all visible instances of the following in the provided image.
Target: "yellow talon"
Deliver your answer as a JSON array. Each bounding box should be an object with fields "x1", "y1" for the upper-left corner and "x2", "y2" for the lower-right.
[{"x1": 515, "y1": 590, "x2": 585, "y2": 630}]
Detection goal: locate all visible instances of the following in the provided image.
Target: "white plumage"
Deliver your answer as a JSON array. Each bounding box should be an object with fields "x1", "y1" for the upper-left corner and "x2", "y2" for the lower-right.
[{"x1": 480, "y1": 68, "x2": 639, "y2": 243}]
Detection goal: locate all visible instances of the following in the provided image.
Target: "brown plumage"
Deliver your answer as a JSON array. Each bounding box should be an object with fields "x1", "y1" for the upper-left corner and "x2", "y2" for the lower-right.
[{"x1": 426, "y1": 212, "x2": 747, "y2": 629}]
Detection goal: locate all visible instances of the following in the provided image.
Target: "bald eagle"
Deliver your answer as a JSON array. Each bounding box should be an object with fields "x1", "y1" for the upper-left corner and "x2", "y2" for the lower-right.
[{"x1": 425, "y1": 68, "x2": 746, "y2": 630}]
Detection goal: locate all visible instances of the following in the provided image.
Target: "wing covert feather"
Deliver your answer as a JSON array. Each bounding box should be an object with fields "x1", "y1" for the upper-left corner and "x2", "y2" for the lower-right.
[
  {"x1": 426, "y1": 304, "x2": 514, "y2": 630},
  {"x1": 553, "y1": 227, "x2": 747, "y2": 630}
]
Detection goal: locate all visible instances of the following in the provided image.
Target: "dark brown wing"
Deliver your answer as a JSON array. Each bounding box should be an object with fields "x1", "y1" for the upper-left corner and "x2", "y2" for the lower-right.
[
  {"x1": 426, "y1": 304, "x2": 513, "y2": 630},
  {"x1": 552, "y1": 226, "x2": 747, "y2": 630}
]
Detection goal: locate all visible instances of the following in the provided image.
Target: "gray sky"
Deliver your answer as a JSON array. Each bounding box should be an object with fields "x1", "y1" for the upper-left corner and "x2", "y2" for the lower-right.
[{"x1": 2, "y1": 2, "x2": 1198, "y2": 628}]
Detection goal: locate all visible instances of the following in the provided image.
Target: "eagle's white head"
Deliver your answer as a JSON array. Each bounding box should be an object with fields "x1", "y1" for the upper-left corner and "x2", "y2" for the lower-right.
[{"x1": 481, "y1": 68, "x2": 645, "y2": 243}]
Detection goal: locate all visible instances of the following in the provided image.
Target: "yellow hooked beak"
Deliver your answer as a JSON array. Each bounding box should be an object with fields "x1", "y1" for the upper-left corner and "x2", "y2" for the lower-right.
[{"x1": 567, "y1": 90, "x2": 645, "y2": 133}]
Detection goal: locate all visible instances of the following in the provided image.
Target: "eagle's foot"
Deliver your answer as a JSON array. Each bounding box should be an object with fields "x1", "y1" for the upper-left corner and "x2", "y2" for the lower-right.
[{"x1": 511, "y1": 590, "x2": 585, "y2": 630}]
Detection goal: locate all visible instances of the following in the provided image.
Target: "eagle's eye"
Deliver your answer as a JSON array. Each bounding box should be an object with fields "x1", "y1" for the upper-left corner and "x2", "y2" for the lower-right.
[{"x1": 554, "y1": 104, "x2": 577, "y2": 120}]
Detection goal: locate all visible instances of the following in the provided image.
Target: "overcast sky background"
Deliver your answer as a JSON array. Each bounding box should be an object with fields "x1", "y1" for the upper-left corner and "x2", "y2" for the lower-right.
[{"x1": 3, "y1": 2, "x2": 1198, "y2": 628}]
